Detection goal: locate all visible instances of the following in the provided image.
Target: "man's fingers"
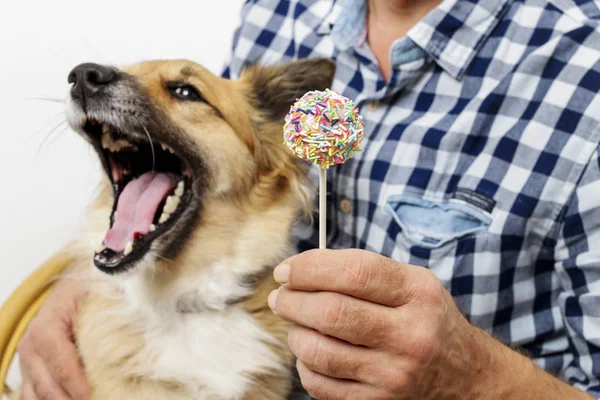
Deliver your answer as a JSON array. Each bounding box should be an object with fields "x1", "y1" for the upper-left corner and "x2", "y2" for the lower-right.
[
  {"x1": 21, "y1": 352, "x2": 71, "y2": 400},
  {"x1": 275, "y1": 249, "x2": 429, "y2": 307},
  {"x1": 296, "y1": 359, "x2": 389, "y2": 400},
  {"x1": 30, "y1": 325, "x2": 90, "y2": 400},
  {"x1": 270, "y1": 287, "x2": 394, "y2": 347},
  {"x1": 288, "y1": 324, "x2": 384, "y2": 384}
]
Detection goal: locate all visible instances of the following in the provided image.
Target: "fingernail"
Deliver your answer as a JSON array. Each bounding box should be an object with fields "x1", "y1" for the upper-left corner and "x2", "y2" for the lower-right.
[
  {"x1": 274, "y1": 263, "x2": 290, "y2": 284},
  {"x1": 268, "y1": 288, "x2": 279, "y2": 312}
]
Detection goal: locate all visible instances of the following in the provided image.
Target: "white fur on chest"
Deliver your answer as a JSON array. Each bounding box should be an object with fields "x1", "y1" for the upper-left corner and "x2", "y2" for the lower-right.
[
  {"x1": 145, "y1": 309, "x2": 280, "y2": 399},
  {"x1": 109, "y1": 271, "x2": 281, "y2": 400}
]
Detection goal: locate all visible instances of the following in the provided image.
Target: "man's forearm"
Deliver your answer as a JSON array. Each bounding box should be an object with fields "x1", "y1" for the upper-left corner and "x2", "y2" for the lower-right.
[{"x1": 472, "y1": 327, "x2": 594, "y2": 400}]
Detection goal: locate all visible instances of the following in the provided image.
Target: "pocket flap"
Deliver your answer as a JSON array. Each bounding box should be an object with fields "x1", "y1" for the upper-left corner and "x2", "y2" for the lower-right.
[{"x1": 386, "y1": 195, "x2": 491, "y2": 249}]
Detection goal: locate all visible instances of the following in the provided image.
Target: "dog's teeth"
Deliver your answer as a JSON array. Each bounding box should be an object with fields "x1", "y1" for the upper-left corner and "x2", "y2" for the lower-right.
[
  {"x1": 175, "y1": 181, "x2": 185, "y2": 197},
  {"x1": 112, "y1": 139, "x2": 134, "y2": 152},
  {"x1": 102, "y1": 123, "x2": 109, "y2": 134},
  {"x1": 160, "y1": 143, "x2": 175, "y2": 154},
  {"x1": 158, "y1": 212, "x2": 170, "y2": 224},
  {"x1": 101, "y1": 132, "x2": 110, "y2": 149},
  {"x1": 166, "y1": 196, "x2": 175, "y2": 213},
  {"x1": 124, "y1": 241, "x2": 133, "y2": 256},
  {"x1": 149, "y1": 224, "x2": 156, "y2": 232},
  {"x1": 102, "y1": 132, "x2": 136, "y2": 152},
  {"x1": 163, "y1": 195, "x2": 180, "y2": 214}
]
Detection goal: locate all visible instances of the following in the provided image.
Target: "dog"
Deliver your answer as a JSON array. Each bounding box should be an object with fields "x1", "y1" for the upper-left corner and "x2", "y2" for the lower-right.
[{"x1": 13, "y1": 57, "x2": 335, "y2": 399}]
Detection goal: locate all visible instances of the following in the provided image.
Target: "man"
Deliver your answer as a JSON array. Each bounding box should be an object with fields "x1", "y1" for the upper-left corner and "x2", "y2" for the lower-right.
[{"x1": 17, "y1": 0, "x2": 600, "y2": 398}]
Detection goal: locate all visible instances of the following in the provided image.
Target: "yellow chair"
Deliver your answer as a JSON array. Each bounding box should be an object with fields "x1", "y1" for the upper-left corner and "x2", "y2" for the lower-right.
[{"x1": 0, "y1": 251, "x2": 73, "y2": 397}]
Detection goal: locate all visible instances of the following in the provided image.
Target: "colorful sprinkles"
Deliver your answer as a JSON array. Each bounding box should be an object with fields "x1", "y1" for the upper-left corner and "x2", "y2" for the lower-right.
[{"x1": 283, "y1": 89, "x2": 364, "y2": 168}]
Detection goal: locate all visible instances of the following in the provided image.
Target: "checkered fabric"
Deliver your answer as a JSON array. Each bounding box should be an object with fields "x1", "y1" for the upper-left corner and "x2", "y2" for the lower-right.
[{"x1": 222, "y1": 0, "x2": 600, "y2": 396}]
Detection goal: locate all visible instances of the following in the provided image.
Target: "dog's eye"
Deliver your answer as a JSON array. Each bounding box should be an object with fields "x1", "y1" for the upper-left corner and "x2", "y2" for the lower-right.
[{"x1": 167, "y1": 82, "x2": 203, "y2": 101}]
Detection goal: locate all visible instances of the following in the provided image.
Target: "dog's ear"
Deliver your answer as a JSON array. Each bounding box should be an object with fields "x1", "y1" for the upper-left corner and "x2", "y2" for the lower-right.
[
  {"x1": 244, "y1": 58, "x2": 336, "y2": 119},
  {"x1": 238, "y1": 58, "x2": 334, "y2": 216}
]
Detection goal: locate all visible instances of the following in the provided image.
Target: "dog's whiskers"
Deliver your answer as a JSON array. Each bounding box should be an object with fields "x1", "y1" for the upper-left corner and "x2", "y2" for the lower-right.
[
  {"x1": 46, "y1": 125, "x2": 70, "y2": 148},
  {"x1": 37, "y1": 119, "x2": 69, "y2": 154},
  {"x1": 142, "y1": 125, "x2": 156, "y2": 173},
  {"x1": 38, "y1": 111, "x2": 68, "y2": 122},
  {"x1": 26, "y1": 97, "x2": 67, "y2": 104}
]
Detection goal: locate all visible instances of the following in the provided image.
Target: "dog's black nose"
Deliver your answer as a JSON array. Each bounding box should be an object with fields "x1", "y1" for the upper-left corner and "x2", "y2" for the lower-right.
[{"x1": 68, "y1": 63, "x2": 116, "y2": 99}]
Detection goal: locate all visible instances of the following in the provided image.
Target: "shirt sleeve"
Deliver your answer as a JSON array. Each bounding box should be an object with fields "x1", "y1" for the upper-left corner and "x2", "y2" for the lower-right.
[
  {"x1": 219, "y1": 1, "x2": 245, "y2": 80},
  {"x1": 220, "y1": 0, "x2": 297, "y2": 79},
  {"x1": 554, "y1": 145, "x2": 600, "y2": 397}
]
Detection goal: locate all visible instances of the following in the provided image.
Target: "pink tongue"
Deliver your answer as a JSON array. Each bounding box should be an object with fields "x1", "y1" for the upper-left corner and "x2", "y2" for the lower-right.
[{"x1": 104, "y1": 172, "x2": 177, "y2": 252}]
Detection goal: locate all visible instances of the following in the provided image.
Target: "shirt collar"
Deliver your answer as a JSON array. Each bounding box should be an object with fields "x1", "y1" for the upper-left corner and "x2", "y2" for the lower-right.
[
  {"x1": 326, "y1": 0, "x2": 513, "y2": 80},
  {"x1": 328, "y1": 0, "x2": 367, "y2": 49}
]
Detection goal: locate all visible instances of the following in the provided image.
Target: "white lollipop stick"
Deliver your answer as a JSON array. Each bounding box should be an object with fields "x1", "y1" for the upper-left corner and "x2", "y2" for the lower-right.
[{"x1": 319, "y1": 168, "x2": 327, "y2": 249}]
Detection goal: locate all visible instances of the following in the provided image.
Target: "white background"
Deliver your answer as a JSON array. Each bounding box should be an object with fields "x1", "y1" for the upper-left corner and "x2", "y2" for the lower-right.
[{"x1": 0, "y1": 0, "x2": 244, "y2": 304}]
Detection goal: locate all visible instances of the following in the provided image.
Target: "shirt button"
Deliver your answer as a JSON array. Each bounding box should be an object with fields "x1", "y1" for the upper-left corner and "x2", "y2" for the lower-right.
[
  {"x1": 340, "y1": 199, "x2": 352, "y2": 214},
  {"x1": 367, "y1": 100, "x2": 380, "y2": 109}
]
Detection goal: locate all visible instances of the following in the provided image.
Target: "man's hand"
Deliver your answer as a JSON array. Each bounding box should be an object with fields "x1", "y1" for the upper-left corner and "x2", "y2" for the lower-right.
[
  {"x1": 268, "y1": 249, "x2": 593, "y2": 400},
  {"x1": 17, "y1": 276, "x2": 90, "y2": 400}
]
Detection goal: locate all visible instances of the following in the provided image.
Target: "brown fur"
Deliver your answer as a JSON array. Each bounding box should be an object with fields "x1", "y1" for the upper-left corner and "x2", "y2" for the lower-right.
[{"x1": 13, "y1": 58, "x2": 335, "y2": 399}]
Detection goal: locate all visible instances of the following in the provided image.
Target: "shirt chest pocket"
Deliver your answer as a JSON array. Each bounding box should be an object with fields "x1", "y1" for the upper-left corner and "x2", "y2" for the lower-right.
[{"x1": 385, "y1": 195, "x2": 492, "y2": 249}]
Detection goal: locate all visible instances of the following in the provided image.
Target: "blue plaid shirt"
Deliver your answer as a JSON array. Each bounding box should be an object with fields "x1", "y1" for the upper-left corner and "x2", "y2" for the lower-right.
[{"x1": 223, "y1": 0, "x2": 600, "y2": 396}]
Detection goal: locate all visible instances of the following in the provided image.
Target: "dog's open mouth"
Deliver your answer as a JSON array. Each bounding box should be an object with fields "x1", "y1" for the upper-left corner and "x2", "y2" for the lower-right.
[{"x1": 83, "y1": 120, "x2": 193, "y2": 273}]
